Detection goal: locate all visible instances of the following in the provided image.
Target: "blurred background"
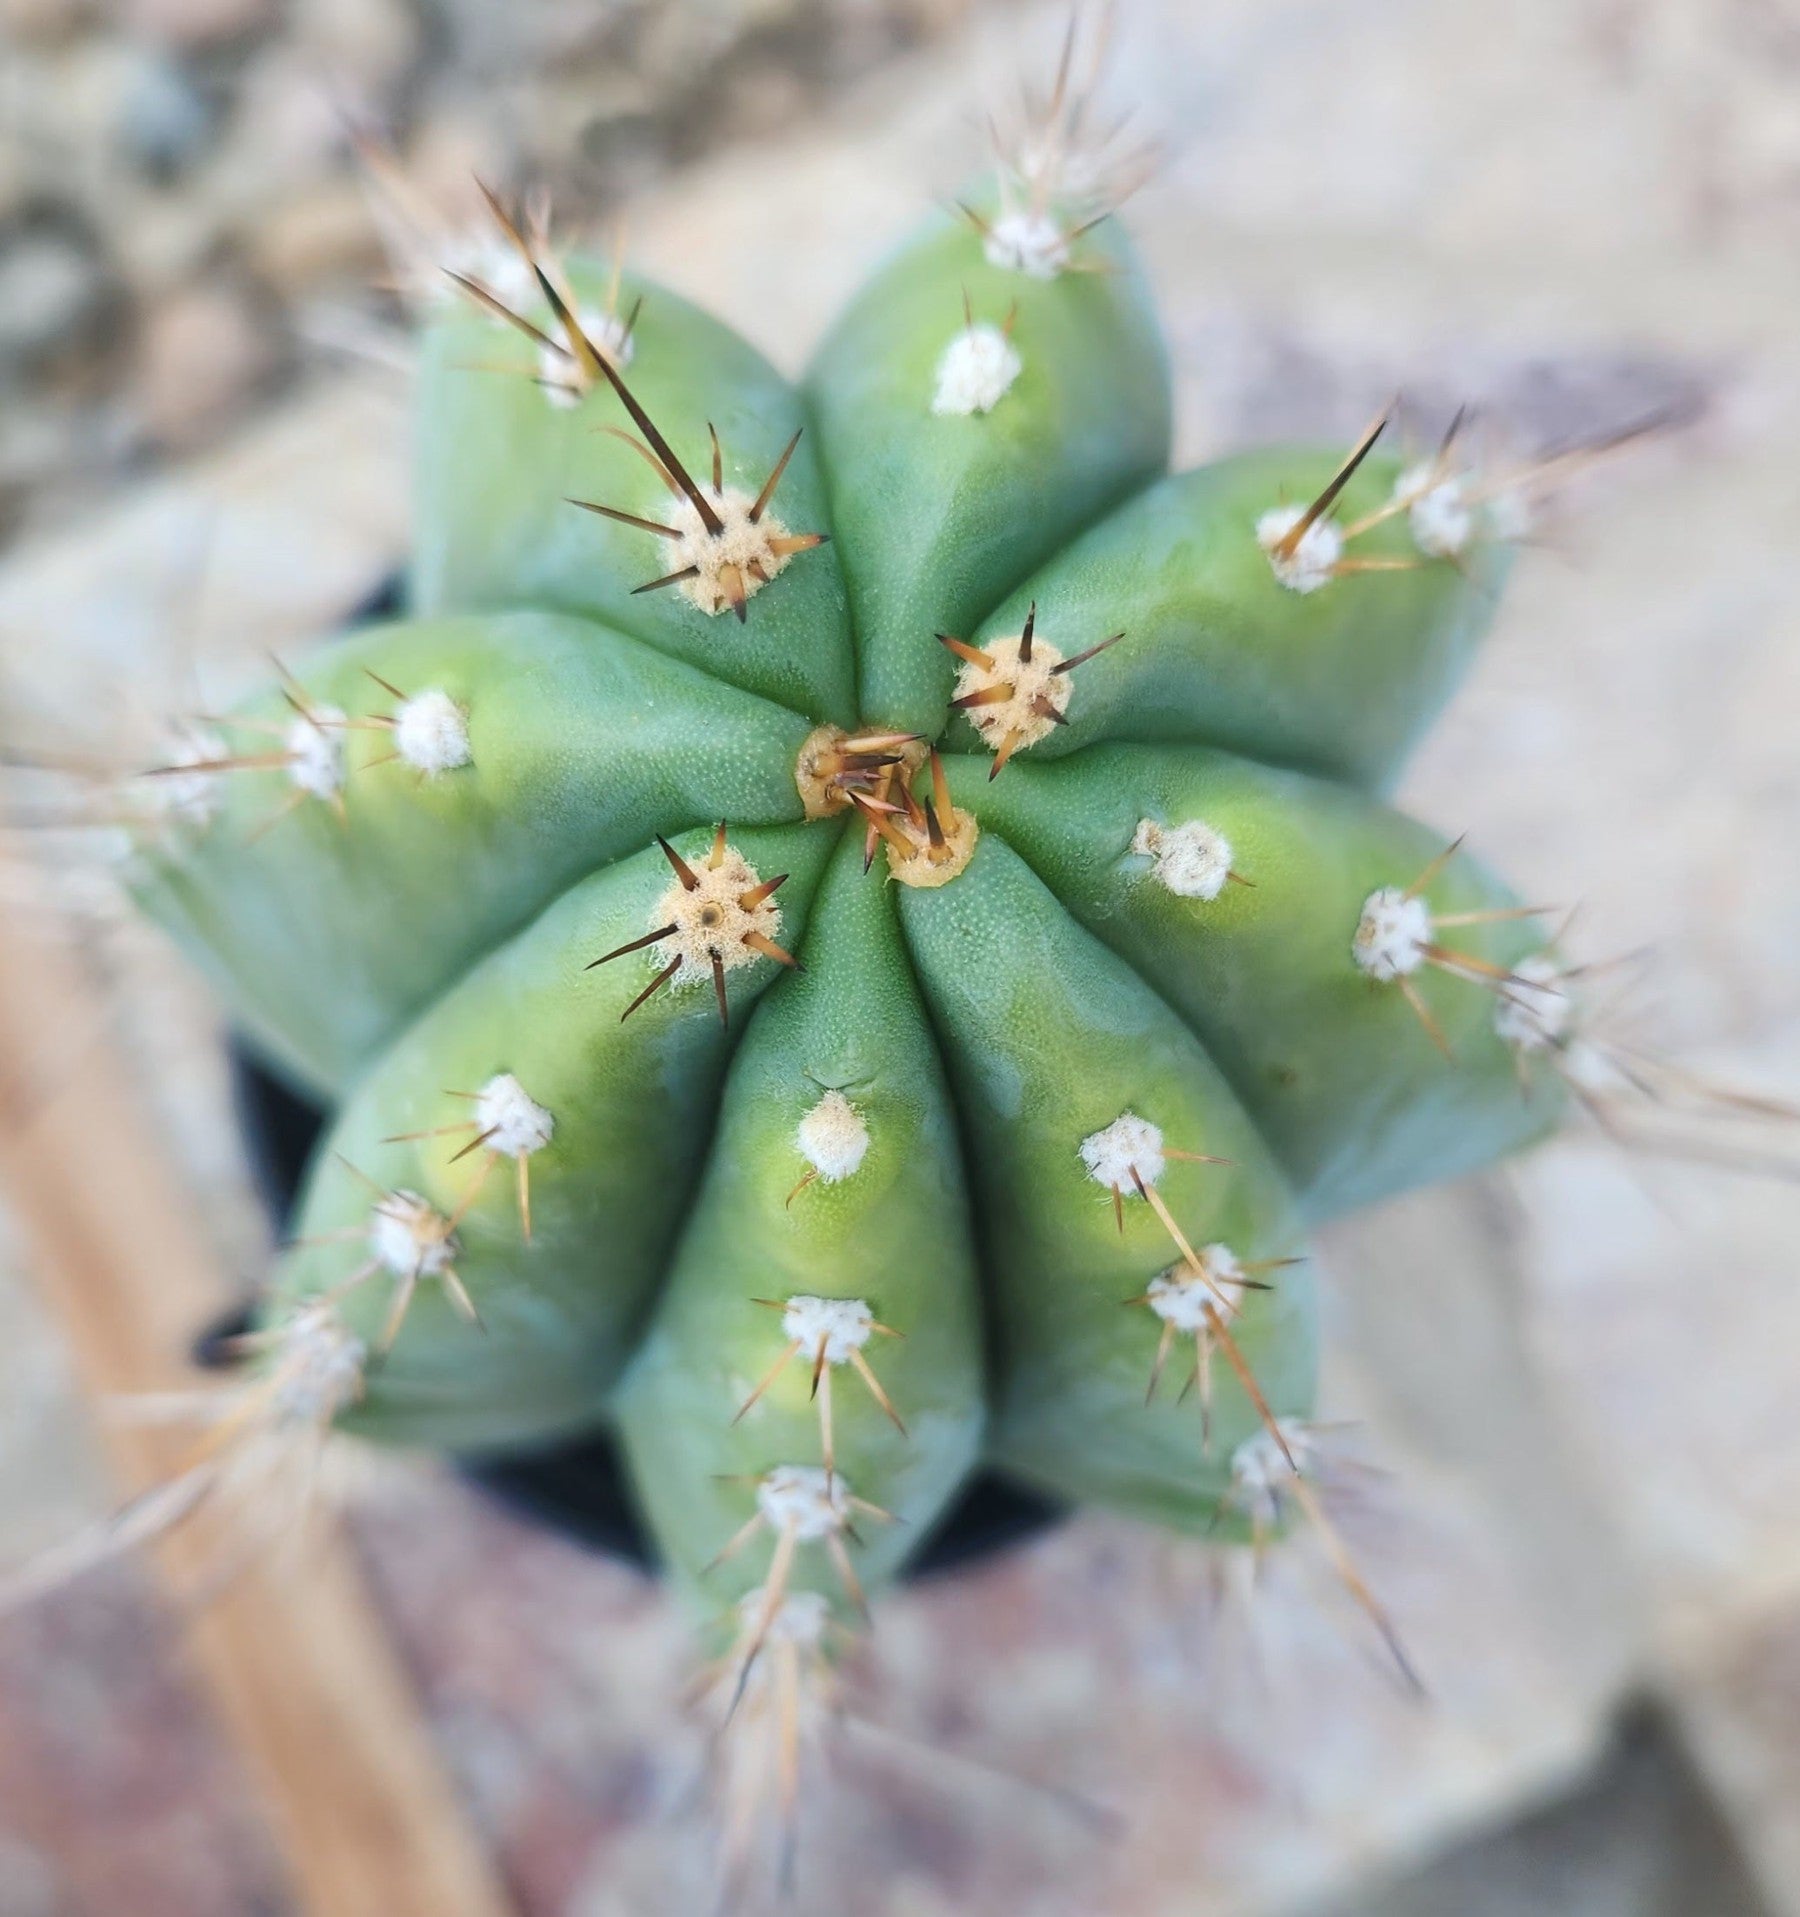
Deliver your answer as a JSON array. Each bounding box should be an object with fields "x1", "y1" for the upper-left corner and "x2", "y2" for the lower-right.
[{"x1": 2, "y1": 0, "x2": 1800, "y2": 1911}]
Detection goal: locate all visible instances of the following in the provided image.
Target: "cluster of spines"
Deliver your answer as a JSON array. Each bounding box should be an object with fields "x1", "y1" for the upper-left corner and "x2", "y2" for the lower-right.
[
  {"x1": 707, "y1": 1100, "x2": 909, "y2": 1695},
  {"x1": 139, "y1": 661, "x2": 474, "y2": 842},
  {"x1": 442, "y1": 180, "x2": 639, "y2": 408},
  {"x1": 441, "y1": 183, "x2": 830, "y2": 625},
  {"x1": 1350, "y1": 836, "x2": 1559, "y2": 1057},
  {"x1": 1072, "y1": 1109, "x2": 1416, "y2": 1682},
  {"x1": 587, "y1": 823, "x2": 798, "y2": 1028},
  {"x1": 940, "y1": 602, "x2": 1124, "y2": 779},
  {"x1": 1255, "y1": 403, "x2": 1664, "y2": 597},
  {"x1": 955, "y1": 11, "x2": 1156, "y2": 282},
  {"x1": 129, "y1": 210, "x2": 1637, "y2": 854},
  {"x1": 0, "y1": 1293, "x2": 370, "y2": 1617}
]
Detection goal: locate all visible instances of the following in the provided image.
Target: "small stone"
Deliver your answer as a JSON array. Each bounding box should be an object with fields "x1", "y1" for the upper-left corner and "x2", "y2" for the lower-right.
[
  {"x1": 132, "y1": 280, "x2": 280, "y2": 450},
  {"x1": 116, "y1": 50, "x2": 220, "y2": 182},
  {"x1": 247, "y1": 182, "x2": 383, "y2": 297},
  {"x1": 0, "y1": 0, "x2": 90, "y2": 42},
  {"x1": 291, "y1": 0, "x2": 421, "y2": 98},
  {"x1": 121, "y1": 0, "x2": 274, "y2": 51},
  {"x1": 0, "y1": 212, "x2": 116, "y2": 375}
]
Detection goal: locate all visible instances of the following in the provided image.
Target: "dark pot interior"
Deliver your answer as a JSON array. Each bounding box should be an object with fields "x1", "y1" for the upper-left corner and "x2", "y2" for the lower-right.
[{"x1": 221, "y1": 1041, "x2": 1064, "y2": 1578}]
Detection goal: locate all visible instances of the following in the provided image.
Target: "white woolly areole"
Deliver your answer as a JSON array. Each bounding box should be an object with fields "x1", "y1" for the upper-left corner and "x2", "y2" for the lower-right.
[
  {"x1": 440, "y1": 233, "x2": 537, "y2": 312},
  {"x1": 932, "y1": 323, "x2": 1023, "y2": 416},
  {"x1": 736, "y1": 1584, "x2": 830, "y2": 1648},
  {"x1": 393, "y1": 689, "x2": 471, "y2": 774},
  {"x1": 1146, "y1": 1244, "x2": 1245, "y2": 1332},
  {"x1": 1229, "y1": 1420, "x2": 1317, "y2": 1519},
  {"x1": 885, "y1": 800, "x2": 980, "y2": 889},
  {"x1": 152, "y1": 722, "x2": 226, "y2": 826},
  {"x1": 1080, "y1": 1111, "x2": 1165, "y2": 1190},
  {"x1": 1256, "y1": 505, "x2": 1343, "y2": 594},
  {"x1": 285, "y1": 706, "x2": 346, "y2": 799},
  {"x1": 1395, "y1": 463, "x2": 1475, "y2": 558},
  {"x1": 667, "y1": 486, "x2": 800, "y2": 618},
  {"x1": 268, "y1": 1300, "x2": 366, "y2": 1426},
  {"x1": 588, "y1": 308, "x2": 634, "y2": 367},
  {"x1": 1131, "y1": 818, "x2": 1234, "y2": 901},
  {"x1": 473, "y1": 1073, "x2": 553, "y2": 1157},
  {"x1": 795, "y1": 1090, "x2": 869, "y2": 1182},
  {"x1": 1353, "y1": 886, "x2": 1433, "y2": 981},
  {"x1": 953, "y1": 631, "x2": 1072, "y2": 756},
  {"x1": 368, "y1": 1190, "x2": 458, "y2": 1277},
  {"x1": 756, "y1": 1465, "x2": 849, "y2": 1541},
  {"x1": 781, "y1": 1295, "x2": 874, "y2": 1364},
  {"x1": 984, "y1": 208, "x2": 1070, "y2": 279},
  {"x1": 652, "y1": 842, "x2": 783, "y2": 990},
  {"x1": 538, "y1": 304, "x2": 634, "y2": 405},
  {"x1": 1493, "y1": 954, "x2": 1574, "y2": 1053}
]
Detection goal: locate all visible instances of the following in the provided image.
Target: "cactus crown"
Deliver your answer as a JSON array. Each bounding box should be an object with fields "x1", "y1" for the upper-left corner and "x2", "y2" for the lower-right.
[{"x1": 101, "y1": 41, "x2": 1715, "y2": 1873}]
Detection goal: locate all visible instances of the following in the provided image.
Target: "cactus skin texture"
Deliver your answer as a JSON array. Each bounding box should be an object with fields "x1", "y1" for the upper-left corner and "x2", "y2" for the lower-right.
[{"x1": 127, "y1": 164, "x2": 1568, "y2": 1685}]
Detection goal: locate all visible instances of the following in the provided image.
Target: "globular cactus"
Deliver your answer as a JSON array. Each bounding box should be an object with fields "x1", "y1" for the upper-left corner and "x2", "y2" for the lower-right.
[{"x1": 108, "y1": 61, "x2": 1652, "y2": 1860}]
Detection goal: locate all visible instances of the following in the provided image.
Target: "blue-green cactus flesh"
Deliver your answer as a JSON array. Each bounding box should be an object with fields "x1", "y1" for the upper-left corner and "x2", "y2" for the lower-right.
[{"x1": 125, "y1": 177, "x2": 1574, "y2": 1682}]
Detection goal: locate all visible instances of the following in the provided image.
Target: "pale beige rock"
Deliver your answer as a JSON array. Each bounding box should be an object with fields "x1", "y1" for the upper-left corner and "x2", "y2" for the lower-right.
[
  {"x1": 133, "y1": 280, "x2": 280, "y2": 450},
  {"x1": 0, "y1": 0, "x2": 88, "y2": 45},
  {"x1": 247, "y1": 180, "x2": 384, "y2": 296},
  {"x1": 120, "y1": 0, "x2": 272, "y2": 50},
  {"x1": 1665, "y1": 1599, "x2": 1800, "y2": 1917},
  {"x1": 290, "y1": 0, "x2": 421, "y2": 97}
]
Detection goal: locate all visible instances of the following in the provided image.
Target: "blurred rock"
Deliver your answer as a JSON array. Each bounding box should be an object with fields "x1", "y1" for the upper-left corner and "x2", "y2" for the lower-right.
[
  {"x1": 0, "y1": 0, "x2": 989, "y2": 553},
  {"x1": 0, "y1": 0, "x2": 90, "y2": 42},
  {"x1": 114, "y1": 48, "x2": 222, "y2": 182},
  {"x1": 291, "y1": 0, "x2": 422, "y2": 100},
  {"x1": 230, "y1": 44, "x2": 359, "y2": 174},
  {"x1": 1670, "y1": 1600, "x2": 1800, "y2": 1916},
  {"x1": 1311, "y1": 1706, "x2": 1772, "y2": 1917},
  {"x1": 0, "y1": 206, "x2": 120, "y2": 379},
  {"x1": 130, "y1": 277, "x2": 282, "y2": 450},
  {"x1": 119, "y1": 0, "x2": 274, "y2": 54},
  {"x1": 0, "y1": 1834, "x2": 58, "y2": 1917},
  {"x1": 247, "y1": 179, "x2": 382, "y2": 296}
]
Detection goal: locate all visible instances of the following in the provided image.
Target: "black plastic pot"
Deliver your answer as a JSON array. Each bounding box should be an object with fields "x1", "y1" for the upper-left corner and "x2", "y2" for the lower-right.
[{"x1": 216, "y1": 906, "x2": 1061, "y2": 1578}]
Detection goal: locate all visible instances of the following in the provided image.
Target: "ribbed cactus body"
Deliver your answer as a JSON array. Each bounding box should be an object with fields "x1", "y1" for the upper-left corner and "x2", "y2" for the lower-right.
[
  {"x1": 958, "y1": 451, "x2": 1512, "y2": 786},
  {"x1": 618, "y1": 828, "x2": 986, "y2": 1599},
  {"x1": 128, "y1": 186, "x2": 1564, "y2": 1631},
  {"x1": 415, "y1": 266, "x2": 856, "y2": 723},
  {"x1": 957, "y1": 747, "x2": 1558, "y2": 1217},
  {"x1": 805, "y1": 204, "x2": 1172, "y2": 735},
  {"x1": 894, "y1": 834, "x2": 1315, "y2": 1535},
  {"x1": 135, "y1": 613, "x2": 817, "y2": 1092}
]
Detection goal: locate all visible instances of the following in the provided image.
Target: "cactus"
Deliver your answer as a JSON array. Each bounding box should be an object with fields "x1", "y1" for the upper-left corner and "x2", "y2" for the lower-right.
[{"x1": 104, "y1": 63, "x2": 1673, "y2": 1864}]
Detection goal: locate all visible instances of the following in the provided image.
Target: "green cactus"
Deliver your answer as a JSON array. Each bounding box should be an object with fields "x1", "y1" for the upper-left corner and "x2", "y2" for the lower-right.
[{"x1": 117, "y1": 96, "x2": 1602, "y2": 1835}]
